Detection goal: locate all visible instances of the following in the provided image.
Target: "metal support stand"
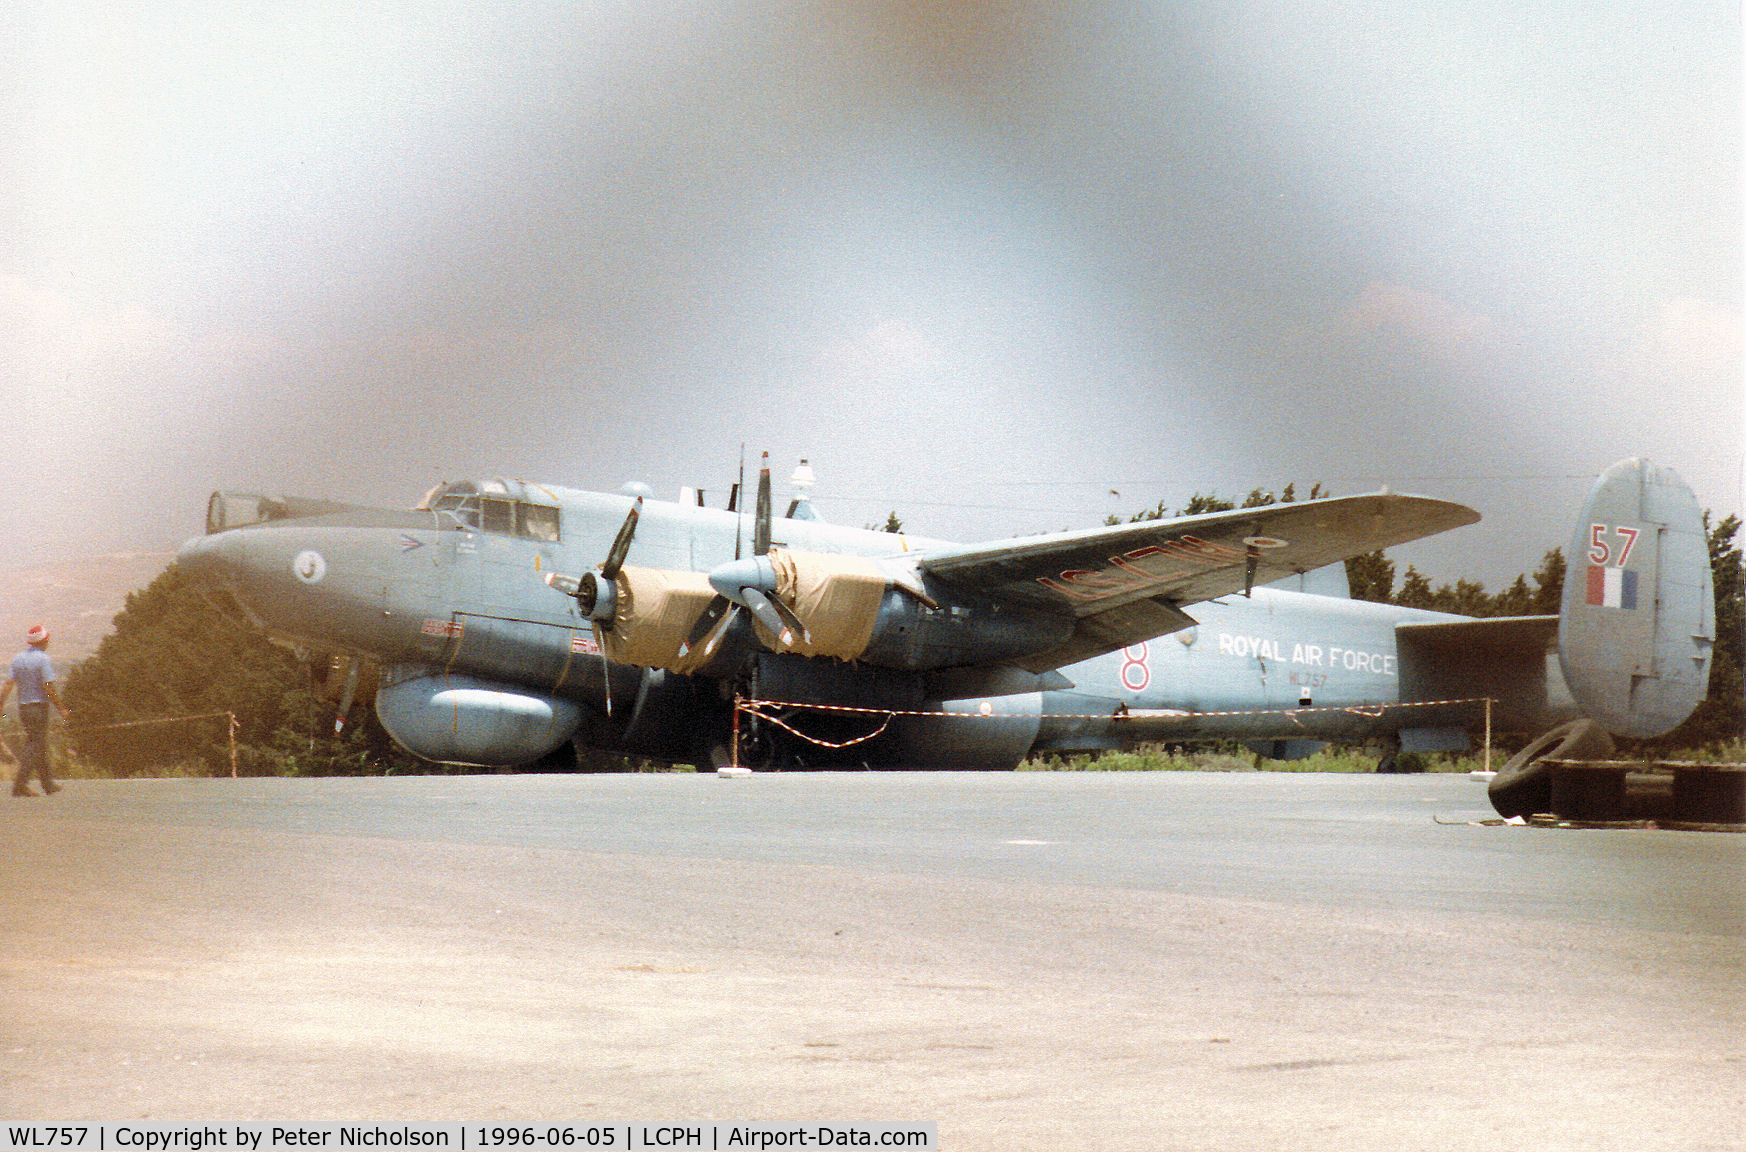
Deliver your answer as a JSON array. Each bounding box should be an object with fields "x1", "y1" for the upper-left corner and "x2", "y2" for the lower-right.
[{"x1": 717, "y1": 695, "x2": 752, "y2": 776}]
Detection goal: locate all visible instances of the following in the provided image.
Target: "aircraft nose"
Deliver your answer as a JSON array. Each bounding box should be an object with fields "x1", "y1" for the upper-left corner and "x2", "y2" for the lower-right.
[
  {"x1": 175, "y1": 531, "x2": 260, "y2": 626},
  {"x1": 177, "y1": 527, "x2": 273, "y2": 592},
  {"x1": 176, "y1": 531, "x2": 229, "y2": 580}
]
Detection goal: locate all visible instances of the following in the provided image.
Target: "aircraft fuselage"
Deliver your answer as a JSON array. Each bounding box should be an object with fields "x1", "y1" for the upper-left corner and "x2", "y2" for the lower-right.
[{"x1": 178, "y1": 480, "x2": 1574, "y2": 768}]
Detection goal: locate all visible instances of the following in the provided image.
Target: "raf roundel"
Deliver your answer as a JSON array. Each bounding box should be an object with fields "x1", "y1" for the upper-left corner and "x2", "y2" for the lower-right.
[{"x1": 293, "y1": 550, "x2": 328, "y2": 584}]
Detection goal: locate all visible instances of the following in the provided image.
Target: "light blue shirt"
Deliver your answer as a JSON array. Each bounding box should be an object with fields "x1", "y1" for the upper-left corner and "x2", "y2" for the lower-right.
[{"x1": 9, "y1": 648, "x2": 55, "y2": 706}]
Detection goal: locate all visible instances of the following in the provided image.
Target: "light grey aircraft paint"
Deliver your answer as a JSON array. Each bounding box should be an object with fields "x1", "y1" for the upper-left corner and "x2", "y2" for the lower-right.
[
  {"x1": 1556, "y1": 458, "x2": 1714, "y2": 738},
  {"x1": 176, "y1": 458, "x2": 1711, "y2": 770}
]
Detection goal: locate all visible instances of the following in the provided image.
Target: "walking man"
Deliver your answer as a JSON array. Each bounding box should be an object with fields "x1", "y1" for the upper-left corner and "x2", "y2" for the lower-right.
[{"x1": 2, "y1": 626, "x2": 70, "y2": 796}]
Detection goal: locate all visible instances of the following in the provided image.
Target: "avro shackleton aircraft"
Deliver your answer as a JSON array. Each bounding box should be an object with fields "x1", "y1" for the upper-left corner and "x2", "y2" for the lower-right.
[{"x1": 177, "y1": 457, "x2": 1712, "y2": 788}]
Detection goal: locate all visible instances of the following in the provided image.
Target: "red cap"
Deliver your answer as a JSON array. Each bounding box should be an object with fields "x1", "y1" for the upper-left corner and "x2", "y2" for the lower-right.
[{"x1": 26, "y1": 625, "x2": 49, "y2": 647}]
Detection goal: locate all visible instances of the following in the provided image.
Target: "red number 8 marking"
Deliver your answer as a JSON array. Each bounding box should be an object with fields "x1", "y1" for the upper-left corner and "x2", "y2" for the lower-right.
[{"x1": 1120, "y1": 642, "x2": 1151, "y2": 692}]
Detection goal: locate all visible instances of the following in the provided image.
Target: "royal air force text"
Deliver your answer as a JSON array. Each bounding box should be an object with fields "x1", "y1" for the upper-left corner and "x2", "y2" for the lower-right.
[{"x1": 1216, "y1": 634, "x2": 1396, "y2": 676}]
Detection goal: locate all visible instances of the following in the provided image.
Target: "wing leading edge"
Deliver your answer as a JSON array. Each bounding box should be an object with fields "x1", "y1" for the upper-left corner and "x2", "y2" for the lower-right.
[{"x1": 919, "y1": 493, "x2": 1480, "y2": 671}]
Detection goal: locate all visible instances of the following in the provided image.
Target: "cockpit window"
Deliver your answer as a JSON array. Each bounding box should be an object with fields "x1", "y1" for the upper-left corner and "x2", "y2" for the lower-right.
[
  {"x1": 419, "y1": 481, "x2": 559, "y2": 541},
  {"x1": 481, "y1": 498, "x2": 515, "y2": 535},
  {"x1": 418, "y1": 480, "x2": 477, "y2": 509},
  {"x1": 206, "y1": 492, "x2": 286, "y2": 534},
  {"x1": 520, "y1": 503, "x2": 561, "y2": 542},
  {"x1": 429, "y1": 493, "x2": 481, "y2": 530}
]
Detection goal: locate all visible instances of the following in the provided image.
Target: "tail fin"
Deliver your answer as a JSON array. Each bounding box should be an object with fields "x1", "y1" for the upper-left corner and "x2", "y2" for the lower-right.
[
  {"x1": 1558, "y1": 458, "x2": 1713, "y2": 738},
  {"x1": 1268, "y1": 563, "x2": 1350, "y2": 597}
]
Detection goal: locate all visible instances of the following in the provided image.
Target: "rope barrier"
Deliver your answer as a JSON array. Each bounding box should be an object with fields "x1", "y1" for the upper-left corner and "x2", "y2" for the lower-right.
[
  {"x1": 58, "y1": 711, "x2": 241, "y2": 778},
  {"x1": 729, "y1": 694, "x2": 1499, "y2": 763},
  {"x1": 738, "y1": 701, "x2": 893, "y2": 750},
  {"x1": 69, "y1": 710, "x2": 236, "y2": 731},
  {"x1": 733, "y1": 695, "x2": 1497, "y2": 723}
]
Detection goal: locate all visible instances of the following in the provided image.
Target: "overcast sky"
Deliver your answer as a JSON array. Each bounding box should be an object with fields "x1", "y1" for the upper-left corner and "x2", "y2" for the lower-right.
[{"x1": 7, "y1": 1, "x2": 1740, "y2": 587}]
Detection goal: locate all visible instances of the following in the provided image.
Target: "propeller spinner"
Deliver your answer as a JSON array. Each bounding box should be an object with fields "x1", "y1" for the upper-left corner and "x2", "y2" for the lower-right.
[
  {"x1": 545, "y1": 495, "x2": 642, "y2": 624},
  {"x1": 682, "y1": 452, "x2": 809, "y2": 658}
]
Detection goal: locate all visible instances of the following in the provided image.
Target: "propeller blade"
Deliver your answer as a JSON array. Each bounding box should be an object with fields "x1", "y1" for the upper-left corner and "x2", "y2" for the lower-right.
[
  {"x1": 753, "y1": 452, "x2": 772, "y2": 557},
  {"x1": 544, "y1": 572, "x2": 583, "y2": 596},
  {"x1": 766, "y1": 592, "x2": 811, "y2": 646},
  {"x1": 739, "y1": 586, "x2": 794, "y2": 648},
  {"x1": 680, "y1": 594, "x2": 733, "y2": 658},
  {"x1": 333, "y1": 658, "x2": 361, "y2": 736},
  {"x1": 697, "y1": 604, "x2": 739, "y2": 661},
  {"x1": 704, "y1": 552, "x2": 809, "y2": 646},
  {"x1": 733, "y1": 444, "x2": 746, "y2": 559},
  {"x1": 593, "y1": 623, "x2": 612, "y2": 716},
  {"x1": 601, "y1": 496, "x2": 643, "y2": 581}
]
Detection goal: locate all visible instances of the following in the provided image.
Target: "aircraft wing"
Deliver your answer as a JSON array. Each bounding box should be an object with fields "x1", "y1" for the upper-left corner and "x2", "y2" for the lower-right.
[{"x1": 919, "y1": 493, "x2": 1480, "y2": 671}]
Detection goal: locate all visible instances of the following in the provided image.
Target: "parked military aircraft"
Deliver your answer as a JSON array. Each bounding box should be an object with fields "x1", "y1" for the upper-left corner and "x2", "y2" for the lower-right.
[{"x1": 176, "y1": 457, "x2": 1712, "y2": 786}]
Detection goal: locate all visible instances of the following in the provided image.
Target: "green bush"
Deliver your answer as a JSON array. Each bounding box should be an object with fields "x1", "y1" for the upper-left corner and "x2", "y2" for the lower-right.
[{"x1": 62, "y1": 563, "x2": 423, "y2": 777}]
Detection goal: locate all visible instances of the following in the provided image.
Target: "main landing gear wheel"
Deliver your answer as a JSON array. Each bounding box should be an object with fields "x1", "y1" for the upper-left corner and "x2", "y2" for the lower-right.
[
  {"x1": 1488, "y1": 719, "x2": 1615, "y2": 818},
  {"x1": 702, "y1": 725, "x2": 776, "y2": 772}
]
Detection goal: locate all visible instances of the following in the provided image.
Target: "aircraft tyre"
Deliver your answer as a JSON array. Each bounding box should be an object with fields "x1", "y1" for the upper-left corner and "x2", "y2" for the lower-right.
[
  {"x1": 703, "y1": 742, "x2": 761, "y2": 772},
  {"x1": 700, "y1": 727, "x2": 776, "y2": 772},
  {"x1": 1488, "y1": 719, "x2": 1615, "y2": 818}
]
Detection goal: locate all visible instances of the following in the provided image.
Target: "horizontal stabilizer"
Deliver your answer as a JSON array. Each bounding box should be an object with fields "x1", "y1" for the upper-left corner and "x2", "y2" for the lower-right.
[
  {"x1": 1394, "y1": 616, "x2": 1560, "y2": 730},
  {"x1": 1395, "y1": 615, "x2": 1559, "y2": 658}
]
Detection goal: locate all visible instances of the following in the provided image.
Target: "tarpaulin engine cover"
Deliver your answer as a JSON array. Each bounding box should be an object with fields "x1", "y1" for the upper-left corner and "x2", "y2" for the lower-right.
[
  {"x1": 761, "y1": 548, "x2": 889, "y2": 660},
  {"x1": 603, "y1": 566, "x2": 719, "y2": 673}
]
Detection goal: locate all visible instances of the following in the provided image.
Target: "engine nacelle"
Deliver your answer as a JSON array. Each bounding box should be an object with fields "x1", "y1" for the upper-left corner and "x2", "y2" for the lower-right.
[
  {"x1": 593, "y1": 549, "x2": 1073, "y2": 675},
  {"x1": 720, "y1": 548, "x2": 1071, "y2": 670},
  {"x1": 374, "y1": 667, "x2": 583, "y2": 766}
]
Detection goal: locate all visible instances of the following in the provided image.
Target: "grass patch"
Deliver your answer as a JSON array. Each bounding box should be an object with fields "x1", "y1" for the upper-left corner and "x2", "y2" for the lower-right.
[
  {"x1": 1021, "y1": 747, "x2": 1256, "y2": 772},
  {"x1": 1023, "y1": 744, "x2": 1518, "y2": 773},
  {"x1": 1688, "y1": 739, "x2": 1746, "y2": 764}
]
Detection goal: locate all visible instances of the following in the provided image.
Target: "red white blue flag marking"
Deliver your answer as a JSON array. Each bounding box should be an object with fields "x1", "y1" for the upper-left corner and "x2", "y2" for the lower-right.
[{"x1": 1586, "y1": 564, "x2": 1638, "y2": 609}]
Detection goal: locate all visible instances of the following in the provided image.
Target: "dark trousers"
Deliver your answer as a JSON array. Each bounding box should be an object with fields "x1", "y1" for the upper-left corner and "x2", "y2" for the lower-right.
[{"x1": 13, "y1": 702, "x2": 54, "y2": 793}]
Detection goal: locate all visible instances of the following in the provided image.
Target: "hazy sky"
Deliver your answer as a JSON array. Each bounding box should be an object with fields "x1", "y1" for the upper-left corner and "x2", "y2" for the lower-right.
[{"x1": 7, "y1": 1, "x2": 1740, "y2": 586}]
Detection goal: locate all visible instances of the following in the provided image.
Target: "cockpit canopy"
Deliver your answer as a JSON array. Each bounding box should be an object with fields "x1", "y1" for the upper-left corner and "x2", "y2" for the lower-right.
[
  {"x1": 416, "y1": 480, "x2": 562, "y2": 542},
  {"x1": 205, "y1": 492, "x2": 359, "y2": 533}
]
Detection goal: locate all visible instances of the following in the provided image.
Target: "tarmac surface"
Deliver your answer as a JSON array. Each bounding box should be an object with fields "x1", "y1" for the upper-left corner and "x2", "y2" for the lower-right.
[{"x1": 2, "y1": 771, "x2": 1741, "y2": 1150}]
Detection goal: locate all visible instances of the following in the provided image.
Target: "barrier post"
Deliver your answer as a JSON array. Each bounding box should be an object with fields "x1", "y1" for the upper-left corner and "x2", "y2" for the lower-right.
[{"x1": 1483, "y1": 697, "x2": 1492, "y2": 774}]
